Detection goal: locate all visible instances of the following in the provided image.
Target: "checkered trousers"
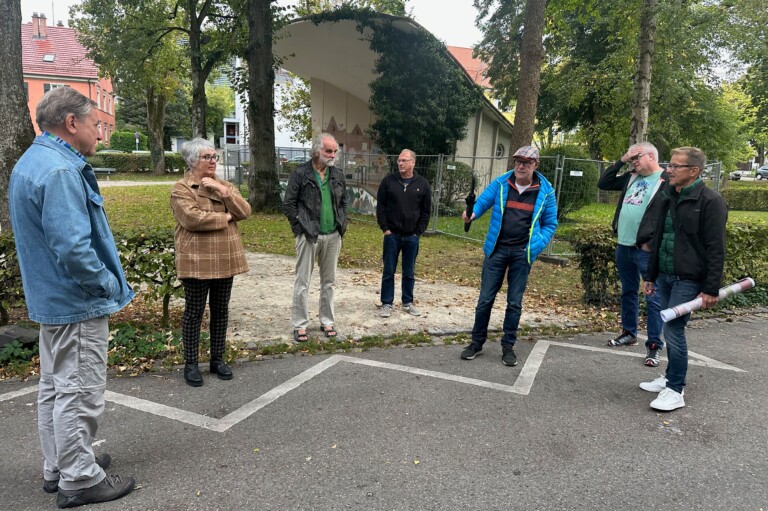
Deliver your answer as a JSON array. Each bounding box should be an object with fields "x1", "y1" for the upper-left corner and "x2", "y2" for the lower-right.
[{"x1": 181, "y1": 277, "x2": 234, "y2": 364}]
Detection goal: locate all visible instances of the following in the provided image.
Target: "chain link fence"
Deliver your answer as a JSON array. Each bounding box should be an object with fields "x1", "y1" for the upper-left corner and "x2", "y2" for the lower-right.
[{"x1": 221, "y1": 145, "x2": 724, "y2": 257}]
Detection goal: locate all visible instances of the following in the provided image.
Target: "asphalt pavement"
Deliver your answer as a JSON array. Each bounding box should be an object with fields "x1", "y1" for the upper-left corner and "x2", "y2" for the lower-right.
[{"x1": 1, "y1": 315, "x2": 766, "y2": 510}]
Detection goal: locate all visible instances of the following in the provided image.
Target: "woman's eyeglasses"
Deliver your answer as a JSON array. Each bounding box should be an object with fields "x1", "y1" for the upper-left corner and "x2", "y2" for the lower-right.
[{"x1": 201, "y1": 154, "x2": 220, "y2": 162}]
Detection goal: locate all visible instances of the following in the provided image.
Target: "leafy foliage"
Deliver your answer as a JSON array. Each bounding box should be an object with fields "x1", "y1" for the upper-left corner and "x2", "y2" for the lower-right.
[
  {"x1": 276, "y1": 73, "x2": 312, "y2": 144},
  {"x1": 421, "y1": 160, "x2": 473, "y2": 214},
  {"x1": 0, "y1": 234, "x2": 24, "y2": 326},
  {"x1": 88, "y1": 153, "x2": 186, "y2": 173},
  {"x1": 720, "y1": 186, "x2": 768, "y2": 212},
  {"x1": 109, "y1": 130, "x2": 148, "y2": 152},
  {"x1": 564, "y1": 226, "x2": 620, "y2": 305}
]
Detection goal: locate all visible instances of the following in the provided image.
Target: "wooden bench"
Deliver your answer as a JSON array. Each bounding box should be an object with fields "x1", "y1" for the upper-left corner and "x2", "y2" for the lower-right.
[{"x1": 92, "y1": 168, "x2": 117, "y2": 180}]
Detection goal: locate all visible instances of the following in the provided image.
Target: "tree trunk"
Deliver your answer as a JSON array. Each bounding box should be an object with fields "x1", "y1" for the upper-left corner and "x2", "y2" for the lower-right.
[
  {"x1": 246, "y1": 0, "x2": 281, "y2": 212},
  {"x1": 507, "y1": 0, "x2": 547, "y2": 161},
  {"x1": 188, "y1": 0, "x2": 207, "y2": 139},
  {"x1": 628, "y1": 0, "x2": 657, "y2": 145},
  {"x1": 147, "y1": 86, "x2": 167, "y2": 175},
  {"x1": 0, "y1": 0, "x2": 36, "y2": 233}
]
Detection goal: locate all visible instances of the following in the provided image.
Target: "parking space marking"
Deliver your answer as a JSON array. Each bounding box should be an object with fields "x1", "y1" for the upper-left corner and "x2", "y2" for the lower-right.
[{"x1": 0, "y1": 341, "x2": 744, "y2": 431}]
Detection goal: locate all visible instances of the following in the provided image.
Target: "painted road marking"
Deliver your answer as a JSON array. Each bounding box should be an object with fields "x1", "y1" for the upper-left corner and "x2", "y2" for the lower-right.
[{"x1": 0, "y1": 340, "x2": 745, "y2": 431}]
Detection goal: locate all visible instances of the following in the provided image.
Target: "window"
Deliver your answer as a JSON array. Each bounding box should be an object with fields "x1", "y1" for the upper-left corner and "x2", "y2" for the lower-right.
[
  {"x1": 43, "y1": 83, "x2": 65, "y2": 93},
  {"x1": 43, "y1": 54, "x2": 55, "y2": 62},
  {"x1": 495, "y1": 144, "x2": 505, "y2": 158}
]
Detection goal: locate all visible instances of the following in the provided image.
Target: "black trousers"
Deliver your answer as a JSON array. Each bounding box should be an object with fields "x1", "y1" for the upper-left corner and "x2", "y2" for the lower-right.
[{"x1": 181, "y1": 277, "x2": 234, "y2": 364}]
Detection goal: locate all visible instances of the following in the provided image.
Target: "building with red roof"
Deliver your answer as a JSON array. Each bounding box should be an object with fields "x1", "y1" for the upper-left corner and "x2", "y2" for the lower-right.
[{"x1": 22, "y1": 13, "x2": 116, "y2": 145}]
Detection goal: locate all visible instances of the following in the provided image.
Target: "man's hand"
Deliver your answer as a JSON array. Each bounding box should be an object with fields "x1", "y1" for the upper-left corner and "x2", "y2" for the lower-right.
[
  {"x1": 621, "y1": 147, "x2": 642, "y2": 164},
  {"x1": 383, "y1": 230, "x2": 392, "y2": 235},
  {"x1": 461, "y1": 211, "x2": 475, "y2": 223},
  {"x1": 698, "y1": 292, "x2": 718, "y2": 310},
  {"x1": 643, "y1": 281, "x2": 655, "y2": 296}
]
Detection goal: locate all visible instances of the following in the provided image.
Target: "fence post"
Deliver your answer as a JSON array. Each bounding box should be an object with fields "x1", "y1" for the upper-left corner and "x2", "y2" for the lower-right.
[
  {"x1": 546, "y1": 153, "x2": 566, "y2": 256},
  {"x1": 429, "y1": 154, "x2": 443, "y2": 233}
]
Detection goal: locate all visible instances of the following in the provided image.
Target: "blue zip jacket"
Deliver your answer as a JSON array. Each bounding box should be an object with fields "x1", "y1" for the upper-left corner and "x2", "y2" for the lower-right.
[
  {"x1": 473, "y1": 170, "x2": 558, "y2": 262},
  {"x1": 8, "y1": 135, "x2": 134, "y2": 324}
]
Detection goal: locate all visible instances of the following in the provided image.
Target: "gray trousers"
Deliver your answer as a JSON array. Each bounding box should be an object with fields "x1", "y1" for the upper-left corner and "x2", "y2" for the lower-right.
[
  {"x1": 38, "y1": 318, "x2": 108, "y2": 490},
  {"x1": 291, "y1": 232, "x2": 341, "y2": 329}
]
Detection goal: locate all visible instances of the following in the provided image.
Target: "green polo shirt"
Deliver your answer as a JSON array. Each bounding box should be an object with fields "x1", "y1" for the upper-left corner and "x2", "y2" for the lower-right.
[{"x1": 316, "y1": 170, "x2": 336, "y2": 234}]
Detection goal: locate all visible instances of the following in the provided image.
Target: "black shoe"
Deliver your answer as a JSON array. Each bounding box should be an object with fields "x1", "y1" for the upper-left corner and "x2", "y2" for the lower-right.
[
  {"x1": 210, "y1": 359, "x2": 233, "y2": 380},
  {"x1": 184, "y1": 363, "x2": 204, "y2": 387},
  {"x1": 645, "y1": 343, "x2": 661, "y2": 367},
  {"x1": 502, "y1": 345, "x2": 518, "y2": 366},
  {"x1": 43, "y1": 454, "x2": 112, "y2": 493},
  {"x1": 460, "y1": 343, "x2": 482, "y2": 360},
  {"x1": 57, "y1": 474, "x2": 135, "y2": 508},
  {"x1": 607, "y1": 330, "x2": 638, "y2": 347}
]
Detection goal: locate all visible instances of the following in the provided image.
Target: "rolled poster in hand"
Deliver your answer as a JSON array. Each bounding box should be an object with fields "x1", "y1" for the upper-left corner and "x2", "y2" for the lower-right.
[{"x1": 659, "y1": 277, "x2": 756, "y2": 322}]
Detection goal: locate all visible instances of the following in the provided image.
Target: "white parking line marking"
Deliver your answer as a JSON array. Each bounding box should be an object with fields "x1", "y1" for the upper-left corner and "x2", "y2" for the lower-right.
[{"x1": 0, "y1": 340, "x2": 745, "y2": 431}]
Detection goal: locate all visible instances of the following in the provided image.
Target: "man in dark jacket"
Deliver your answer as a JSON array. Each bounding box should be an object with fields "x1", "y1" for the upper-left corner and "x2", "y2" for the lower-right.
[
  {"x1": 597, "y1": 142, "x2": 667, "y2": 367},
  {"x1": 376, "y1": 149, "x2": 432, "y2": 317},
  {"x1": 640, "y1": 146, "x2": 727, "y2": 411},
  {"x1": 283, "y1": 133, "x2": 347, "y2": 341}
]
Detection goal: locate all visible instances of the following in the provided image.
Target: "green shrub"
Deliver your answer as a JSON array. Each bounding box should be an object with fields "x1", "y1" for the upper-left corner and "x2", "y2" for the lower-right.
[
  {"x1": 110, "y1": 130, "x2": 148, "y2": 151},
  {"x1": 422, "y1": 160, "x2": 473, "y2": 214},
  {"x1": 0, "y1": 234, "x2": 24, "y2": 326},
  {"x1": 563, "y1": 226, "x2": 620, "y2": 305},
  {"x1": 115, "y1": 228, "x2": 183, "y2": 327},
  {"x1": 720, "y1": 187, "x2": 768, "y2": 211},
  {"x1": 87, "y1": 152, "x2": 186, "y2": 173},
  {"x1": 539, "y1": 144, "x2": 601, "y2": 221}
]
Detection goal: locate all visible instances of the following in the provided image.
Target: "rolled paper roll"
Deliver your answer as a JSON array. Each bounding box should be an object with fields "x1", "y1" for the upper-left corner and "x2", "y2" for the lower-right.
[{"x1": 660, "y1": 277, "x2": 755, "y2": 323}]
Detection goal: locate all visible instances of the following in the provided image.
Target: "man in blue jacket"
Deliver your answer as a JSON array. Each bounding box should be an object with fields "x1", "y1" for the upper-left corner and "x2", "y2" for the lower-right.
[
  {"x1": 460, "y1": 146, "x2": 558, "y2": 366},
  {"x1": 9, "y1": 87, "x2": 135, "y2": 508}
]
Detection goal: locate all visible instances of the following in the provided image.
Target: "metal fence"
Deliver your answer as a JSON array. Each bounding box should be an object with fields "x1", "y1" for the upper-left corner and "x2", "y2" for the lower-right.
[{"x1": 220, "y1": 145, "x2": 724, "y2": 257}]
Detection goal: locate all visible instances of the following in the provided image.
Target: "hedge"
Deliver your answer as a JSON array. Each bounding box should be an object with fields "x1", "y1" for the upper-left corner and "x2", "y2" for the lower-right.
[
  {"x1": 110, "y1": 130, "x2": 148, "y2": 151},
  {"x1": 87, "y1": 152, "x2": 186, "y2": 173},
  {"x1": 720, "y1": 187, "x2": 768, "y2": 211},
  {"x1": 564, "y1": 223, "x2": 768, "y2": 306}
]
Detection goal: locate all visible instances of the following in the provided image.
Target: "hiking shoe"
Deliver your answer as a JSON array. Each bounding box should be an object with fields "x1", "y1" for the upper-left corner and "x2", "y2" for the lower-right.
[
  {"x1": 639, "y1": 375, "x2": 668, "y2": 393},
  {"x1": 607, "y1": 330, "x2": 638, "y2": 347},
  {"x1": 460, "y1": 343, "x2": 482, "y2": 360},
  {"x1": 501, "y1": 345, "x2": 518, "y2": 367},
  {"x1": 44, "y1": 454, "x2": 112, "y2": 493},
  {"x1": 645, "y1": 344, "x2": 661, "y2": 367},
  {"x1": 650, "y1": 388, "x2": 685, "y2": 411},
  {"x1": 380, "y1": 304, "x2": 393, "y2": 318},
  {"x1": 403, "y1": 303, "x2": 421, "y2": 316},
  {"x1": 57, "y1": 474, "x2": 135, "y2": 508}
]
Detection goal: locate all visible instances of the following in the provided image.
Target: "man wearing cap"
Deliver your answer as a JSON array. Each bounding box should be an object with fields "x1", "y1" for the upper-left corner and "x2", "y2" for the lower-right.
[
  {"x1": 598, "y1": 142, "x2": 667, "y2": 367},
  {"x1": 460, "y1": 146, "x2": 558, "y2": 366}
]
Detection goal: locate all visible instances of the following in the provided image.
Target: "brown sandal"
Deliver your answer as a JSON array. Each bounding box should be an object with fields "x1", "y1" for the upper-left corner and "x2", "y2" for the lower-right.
[
  {"x1": 293, "y1": 329, "x2": 308, "y2": 342},
  {"x1": 322, "y1": 325, "x2": 337, "y2": 338}
]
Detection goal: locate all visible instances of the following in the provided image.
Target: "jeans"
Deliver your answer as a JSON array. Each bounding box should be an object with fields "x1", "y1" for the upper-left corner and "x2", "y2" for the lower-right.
[
  {"x1": 471, "y1": 245, "x2": 532, "y2": 348},
  {"x1": 655, "y1": 273, "x2": 701, "y2": 394},
  {"x1": 615, "y1": 244, "x2": 663, "y2": 348},
  {"x1": 380, "y1": 234, "x2": 420, "y2": 306}
]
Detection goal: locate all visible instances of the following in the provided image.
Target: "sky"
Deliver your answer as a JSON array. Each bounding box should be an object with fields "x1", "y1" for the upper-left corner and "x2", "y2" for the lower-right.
[{"x1": 20, "y1": 0, "x2": 484, "y2": 48}]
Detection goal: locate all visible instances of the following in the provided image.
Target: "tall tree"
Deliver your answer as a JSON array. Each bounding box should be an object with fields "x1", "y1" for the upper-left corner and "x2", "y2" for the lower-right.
[
  {"x1": 245, "y1": 0, "x2": 281, "y2": 211},
  {"x1": 628, "y1": 0, "x2": 657, "y2": 145},
  {"x1": 0, "y1": 0, "x2": 36, "y2": 232},
  {"x1": 508, "y1": 0, "x2": 547, "y2": 153}
]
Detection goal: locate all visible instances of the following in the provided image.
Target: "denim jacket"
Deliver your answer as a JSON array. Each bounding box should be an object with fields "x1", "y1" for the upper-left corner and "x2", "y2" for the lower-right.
[{"x1": 8, "y1": 135, "x2": 134, "y2": 324}]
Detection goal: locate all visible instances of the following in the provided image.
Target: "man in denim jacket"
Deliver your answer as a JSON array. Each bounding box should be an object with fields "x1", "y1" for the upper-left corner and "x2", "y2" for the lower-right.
[{"x1": 9, "y1": 87, "x2": 135, "y2": 508}]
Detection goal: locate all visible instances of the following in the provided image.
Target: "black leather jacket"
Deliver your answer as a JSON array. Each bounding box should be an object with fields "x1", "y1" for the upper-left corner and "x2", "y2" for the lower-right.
[{"x1": 282, "y1": 161, "x2": 347, "y2": 243}]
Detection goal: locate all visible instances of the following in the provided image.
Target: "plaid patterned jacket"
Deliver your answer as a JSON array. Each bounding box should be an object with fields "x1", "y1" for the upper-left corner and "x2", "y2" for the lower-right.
[{"x1": 171, "y1": 173, "x2": 251, "y2": 279}]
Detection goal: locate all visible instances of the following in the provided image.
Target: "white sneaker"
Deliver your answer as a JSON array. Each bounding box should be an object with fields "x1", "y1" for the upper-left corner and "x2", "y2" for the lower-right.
[
  {"x1": 380, "y1": 304, "x2": 392, "y2": 318},
  {"x1": 650, "y1": 387, "x2": 685, "y2": 411},
  {"x1": 403, "y1": 303, "x2": 421, "y2": 316},
  {"x1": 639, "y1": 375, "x2": 668, "y2": 393}
]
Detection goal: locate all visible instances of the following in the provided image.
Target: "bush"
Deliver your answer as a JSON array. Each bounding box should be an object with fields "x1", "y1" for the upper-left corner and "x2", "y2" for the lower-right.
[
  {"x1": 563, "y1": 226, "x2": 620, "y2": 305},
  {"x1": 720, "y1": 187, "x2": 768, "y2": 211},
  {"x1": 538, "y1": 144, "x2": 601, "y2": 220},
  {"x1": 421, "y1": 160, "x2": 473, "y2": 214},
  {"x1": 0, "y1": 234, "x2": 24, "y2": 326},
  {"x1": 110, "y1": 130, "x2": 148, "y2": 151},
  {"x1": 87, "y1": 152, "x2": 186, "y2": 173}
]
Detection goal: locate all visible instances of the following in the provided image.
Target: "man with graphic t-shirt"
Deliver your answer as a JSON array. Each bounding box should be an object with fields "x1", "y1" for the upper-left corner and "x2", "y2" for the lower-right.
[{"x1": 598, "y1": 142, "x2": 669, "y2": 367}]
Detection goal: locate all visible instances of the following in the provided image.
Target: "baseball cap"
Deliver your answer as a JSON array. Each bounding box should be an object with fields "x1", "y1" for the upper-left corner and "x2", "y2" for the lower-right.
[{"x1": 513, "y1": 145, "x2": 539, "y2": 161}]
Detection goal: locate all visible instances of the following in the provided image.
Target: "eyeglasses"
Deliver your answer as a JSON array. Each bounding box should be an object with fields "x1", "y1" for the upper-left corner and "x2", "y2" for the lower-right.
[
  {"x1": 514, "y1": 158, "x2": 535, "y2": 167},
  {"x1": 397, "y1": 159, "x2": 414, "y2": 163},
  {"x1": 201, "y1": 154, "x2": 220, "y2": 162},
  {"x1": 667, "y1": 164, "x2": 695, "y2": 171},
  {"x1": 628, "y1": 153, "x2": 647, "y2": 162}
]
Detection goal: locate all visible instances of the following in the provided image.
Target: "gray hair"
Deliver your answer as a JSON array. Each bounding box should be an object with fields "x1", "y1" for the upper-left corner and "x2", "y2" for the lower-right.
[
  {"x1": 36, "y1": 87, "x2": 96, "y2": 131},
  {"x1": 311, "y1": 132, "x2": 338, "y2": 158},
  {"x1": 671, "y1": 146, "x2": 706, "y2": 172},
  {"x1": 180, "y1": 137, "x2": 215, "y2": 168},
  {"x1": 400, "y1": 149, "x2": 416, "y2": 161},
  {"x1": 628, "y1": 141, "x2": 659, "y2": 162}
]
